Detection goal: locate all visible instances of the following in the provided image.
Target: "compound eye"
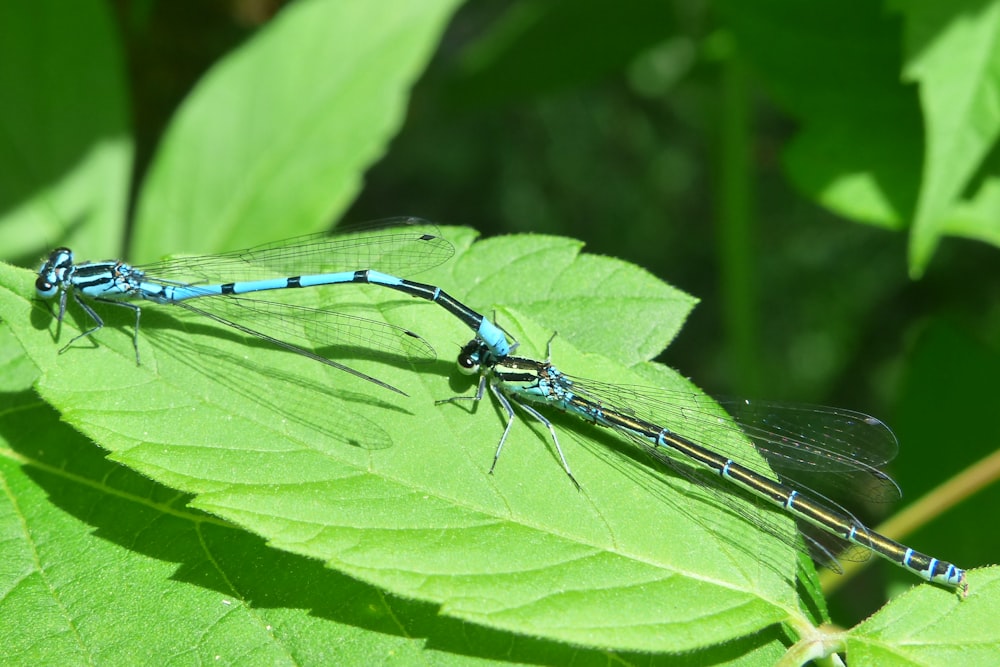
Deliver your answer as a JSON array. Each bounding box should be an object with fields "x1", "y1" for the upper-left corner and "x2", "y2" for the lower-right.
[
  {"x1": 35, "y1": 275, "x2": 56, "y2": 297},
  {"x1": 457, "y1": 353, "x2": 479, "y2": 375}
]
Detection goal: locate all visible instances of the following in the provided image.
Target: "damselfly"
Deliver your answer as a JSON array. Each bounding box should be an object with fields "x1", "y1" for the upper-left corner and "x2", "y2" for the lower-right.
[
  {"x1": 441, "y1": 336, "x2": 968, "y2": 593},
  {"x1": 35, "y1": 219, "x2": 508, "y2": 394}
]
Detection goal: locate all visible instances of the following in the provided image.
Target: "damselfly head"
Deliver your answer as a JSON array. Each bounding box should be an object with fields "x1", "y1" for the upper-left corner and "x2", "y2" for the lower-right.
[
  {"x1": 457, "y1": 339, "x2": 488, "y2": 375},
  {"x1": 36, "y1": 247, "x2": 74, "y2": 298}
]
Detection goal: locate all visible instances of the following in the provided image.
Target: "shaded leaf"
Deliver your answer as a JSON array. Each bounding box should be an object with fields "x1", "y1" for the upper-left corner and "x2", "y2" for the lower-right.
[
  {"x1": 717, "y1": 0, "x2": 921, "y2": 229},
  {"x1": 4, "y1": 387, "x2": 679, "y2": 665},
  {"x1": 0, "y1": 0, "x2": 130, "y2": 261}
]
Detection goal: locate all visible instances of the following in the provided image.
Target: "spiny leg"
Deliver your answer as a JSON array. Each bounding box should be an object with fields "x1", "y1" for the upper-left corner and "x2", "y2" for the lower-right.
[
  {"x1": 506, "y1": 392, "x2": 580, "y2": 489},
  {"x1": 486, "y1": 382, "x2": 520, "y2": 476},
  {"x1": 63, "y1": 294, "x2": 143, "y2": 365}
]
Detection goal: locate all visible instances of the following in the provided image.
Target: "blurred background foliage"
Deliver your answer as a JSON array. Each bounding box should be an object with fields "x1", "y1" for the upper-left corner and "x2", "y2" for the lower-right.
[{"x1": 7, "y1": 0, "x2": 1000, "y2": 620}]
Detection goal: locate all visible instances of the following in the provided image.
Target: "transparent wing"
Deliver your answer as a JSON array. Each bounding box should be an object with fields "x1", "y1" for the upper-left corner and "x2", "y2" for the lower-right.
[
  {"x1": 137, "y1": 218, "x2": 453, "y2": 284},
  {"x1": 175, "y1": 295, "x2": 436, "y2": 365},
  {"x1": 561, "y1": 374, "x2": 901, "y2": 505},
  {"x1": 554, "y1": 376, "x2": 892, "y2": 570}
]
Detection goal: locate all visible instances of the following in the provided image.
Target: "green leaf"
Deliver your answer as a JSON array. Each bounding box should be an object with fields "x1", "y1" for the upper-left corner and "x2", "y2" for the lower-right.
[
  {"x1": 2, "y1": 229, "x2": 811, "y2": 654},
  {"x1": 4, "y1": 388, "x2": 664, "y2": 665},
  {"x1": 454, "y1": 233, "x2": 697, "y2": 366},
  {"x1": 890, "y1": 0, "x2": 1000, "y2": 274},
  {"x1": 0, "y1": 0, "x2": 131, "y2": 261},
  {"x1": 131, "y1": 0, "x2": 461, "y2": 259},
  {"x1": 716, "y1": 0, "x2": 922, "y2": 230},
  {"x1": 718, "y1": 0, "x2": 1000, "y2": 275},
  {"x1": 846, "y1": 569, "x2": 1000, "y2": 664},
  {"x1": 939, "y1": 173, "x2": 1000, "y2": 247}
]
